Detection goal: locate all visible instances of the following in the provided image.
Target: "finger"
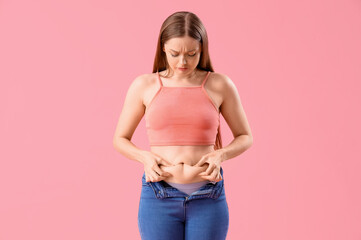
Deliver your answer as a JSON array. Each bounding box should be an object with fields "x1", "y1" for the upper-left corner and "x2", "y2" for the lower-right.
[
  {"x1": 153, "y1": 164, "x2": 172, "y2": 177},
  {"x1": 145, "y1": 173, "x2": 152, "y2": 182},
  {"x1": 153, "y1": 156, "x2": 170, "y2": 166},
  {"x1": 160, "y1": 158, "x2": 174, "y2": 167},
  {"x1": 150, "y1": 171, "x2": 160, "y2": 182},
  {"x1": 147, "y1": 173, "x2": 154, "y2": 182},
  {"x1": 202, "y1": 168, "x2": 219, "y2": 182},
  {"x1": 153, "y1": 175, "x2": 167, "y2": 182},
  {"x1": 199, "y1": 174, "x2": 211, "y2": 180},
  {"x1": 194, "y1": 157, "x2": 205, "y2": 167},
  {"x1": 150, "y1": 171, "x2": 168, "y2": 182},
  {"x1": 194, "y1": 161, "x2": 202, "y2": 167},
  {"x1": 157, "y1": 173, "x2": 168, "y2": 181},
  {"x1": 204, "y1": 163, "x2": 216, "y2": 176},
  {"x1": 216, "y1": 172, "x2": 222, "y2": 181},
  {"x1": 216, "y1": 171, "x2": 222, "y2": 182},
  {"x1": 210, "y1": 168, "x2": 218, "y2": 180},
  {"x1": 199, "y1": 164, "x2": 211, "y2": 176}
]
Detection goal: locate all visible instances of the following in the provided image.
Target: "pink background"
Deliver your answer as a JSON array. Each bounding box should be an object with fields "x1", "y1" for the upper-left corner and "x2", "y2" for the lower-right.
[{"x1": 1, "y1": 0, "x2": 360, "y2": 239}]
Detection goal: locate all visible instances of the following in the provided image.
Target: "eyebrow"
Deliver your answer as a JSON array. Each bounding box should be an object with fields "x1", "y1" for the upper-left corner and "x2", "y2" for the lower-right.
[{"x1": 170, "y1": 49, "x2": 197, "y2": 53}]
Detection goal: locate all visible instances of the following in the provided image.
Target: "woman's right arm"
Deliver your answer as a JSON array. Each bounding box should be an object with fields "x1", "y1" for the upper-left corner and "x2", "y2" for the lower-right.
[
  {"x1": 112, "y1": 74, "x2": 172, "y2": 181},
  {"x1": 112, "y1": 74, "x2": 148, "y2": 164}
]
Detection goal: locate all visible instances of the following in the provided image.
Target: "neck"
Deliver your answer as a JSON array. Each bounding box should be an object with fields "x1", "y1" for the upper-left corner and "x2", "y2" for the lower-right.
[{"x1": 165, "y1": 68, "x2": 198, "y2": 81}]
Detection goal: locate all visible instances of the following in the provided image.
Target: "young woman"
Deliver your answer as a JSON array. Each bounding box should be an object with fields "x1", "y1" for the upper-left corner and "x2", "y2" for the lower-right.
[{"x1": 113, "y1": 11, "x2": 253, "y2": 240}]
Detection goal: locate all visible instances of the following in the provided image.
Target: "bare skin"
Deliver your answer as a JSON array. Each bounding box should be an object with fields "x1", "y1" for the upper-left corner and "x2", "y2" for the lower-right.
[{"x1": 113, "y1": 36, "x2": 253, "y2": 184}]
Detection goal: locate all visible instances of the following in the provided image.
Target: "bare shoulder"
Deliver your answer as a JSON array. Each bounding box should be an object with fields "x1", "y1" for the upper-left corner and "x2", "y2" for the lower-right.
[
  {"x1": 207, "y1": 72, "x2": 238, "y2": 102},
  {"x1": 129, "y1": 73, "x2": 152, "y2": 89},
  {"x1": 209, "y1": 71, "x2": 236, "y2": 88},
  {"x1": 128, "y1": 72, "x2": 156, "y2": 92},
  {"x1": 129, "y1": 72, "x2": 160, "y2": 106},
  {"x1": 134, "y1": 72, "x2": 159, "y2": 87}
]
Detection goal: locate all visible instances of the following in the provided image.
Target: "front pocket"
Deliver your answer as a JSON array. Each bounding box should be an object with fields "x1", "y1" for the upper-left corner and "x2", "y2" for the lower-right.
[
  {"x1": 210, "y1": 180, "x2": 224, "y2": 199},
  {"x1": 148, "y1": 182, "x2": 162, "y2": 199},
  {"x1": 141, "y1": 174, "x2": 150, "y2": 186}
]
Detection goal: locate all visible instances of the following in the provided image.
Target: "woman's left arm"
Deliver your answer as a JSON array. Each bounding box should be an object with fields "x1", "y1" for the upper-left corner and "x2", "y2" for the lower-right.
[
  {"x1": 195, "y1": 74, "x2": 253, "y2": 181},
  {"x1": 216, "y1": 73, "x2": 253, "y2": 162}
]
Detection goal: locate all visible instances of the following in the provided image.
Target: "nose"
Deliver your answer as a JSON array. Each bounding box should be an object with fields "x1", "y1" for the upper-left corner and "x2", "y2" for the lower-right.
[{"x1": 180, "y1": 55, "x2": 187, "y2": 64}]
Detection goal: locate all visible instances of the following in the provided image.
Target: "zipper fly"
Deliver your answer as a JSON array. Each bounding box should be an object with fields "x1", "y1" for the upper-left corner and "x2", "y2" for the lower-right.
[{"x1": 183, "y1": 196, "x2": 189, "y2": 207}]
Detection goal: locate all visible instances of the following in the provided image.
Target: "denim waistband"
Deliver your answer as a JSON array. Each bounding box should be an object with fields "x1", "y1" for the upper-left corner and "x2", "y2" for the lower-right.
[{"x1": 141, "y1": 167, "x2": 224, "y2": 200}]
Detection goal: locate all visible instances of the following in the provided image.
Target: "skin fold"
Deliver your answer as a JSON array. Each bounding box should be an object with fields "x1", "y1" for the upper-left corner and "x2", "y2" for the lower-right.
[
  {"x1": 159, "y1": 163, "x2": 209, "y2": 183},
  {"x1": 153, "y1": 145, "x2": 214, "y2": 183}
]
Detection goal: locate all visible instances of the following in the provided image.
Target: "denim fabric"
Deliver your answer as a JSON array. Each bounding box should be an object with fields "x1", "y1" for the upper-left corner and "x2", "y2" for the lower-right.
[{"x1": 138, "y1": 167, "x2": 229, "y2": 240}]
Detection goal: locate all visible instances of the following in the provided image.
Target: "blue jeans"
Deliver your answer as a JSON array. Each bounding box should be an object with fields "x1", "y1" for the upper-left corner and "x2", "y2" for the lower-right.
[{"x1": 138, "y1": 167, "x2": 229, "y2": 240}]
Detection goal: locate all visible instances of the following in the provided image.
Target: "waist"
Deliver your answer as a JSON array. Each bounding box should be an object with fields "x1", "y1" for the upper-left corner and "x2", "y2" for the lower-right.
[
  {"x1": 150, "y1": 145, "x2": 214, "y2": 164},
  {"x1": 152, "y1": 145, "x2": 214, "y2": 183},
  {"x1": 160, "y1": 163, "x2": 209, "y2": 184}
]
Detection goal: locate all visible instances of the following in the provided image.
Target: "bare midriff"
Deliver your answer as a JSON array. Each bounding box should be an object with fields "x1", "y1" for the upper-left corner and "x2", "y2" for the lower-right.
[{"x1": 150, "y1": 145, "x2": 216, "y2": 184}]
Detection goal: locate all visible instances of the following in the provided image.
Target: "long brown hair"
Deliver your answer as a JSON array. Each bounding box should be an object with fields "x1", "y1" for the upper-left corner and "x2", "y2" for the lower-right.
[{"x1": 152, "y1": 11, "x2": 222, "y2": 151}]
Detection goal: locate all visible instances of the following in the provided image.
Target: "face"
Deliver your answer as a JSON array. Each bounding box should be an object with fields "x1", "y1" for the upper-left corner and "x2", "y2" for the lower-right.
[{"x1": 163, "y1": 36, "x2": 201, "y2": 75}]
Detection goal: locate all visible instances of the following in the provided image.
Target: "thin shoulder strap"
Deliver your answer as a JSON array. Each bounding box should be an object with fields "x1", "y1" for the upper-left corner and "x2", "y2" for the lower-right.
[
  {"x1": 201, "y1": 71, "x2": 211, "y2": 87},
  {"x1": 156, "y1": 72, "x2": 163, "y2": 87}
]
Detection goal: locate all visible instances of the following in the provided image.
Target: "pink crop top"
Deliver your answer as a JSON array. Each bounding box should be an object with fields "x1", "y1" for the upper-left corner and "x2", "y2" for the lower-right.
[{"x1": 145, "y1": 71, "x2": 220, "y2": 146}]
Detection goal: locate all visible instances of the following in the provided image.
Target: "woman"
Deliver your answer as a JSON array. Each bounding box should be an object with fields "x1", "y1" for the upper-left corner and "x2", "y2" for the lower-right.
[{"x1": 113, "y1": 11, "x2": 253, "y2": 240}]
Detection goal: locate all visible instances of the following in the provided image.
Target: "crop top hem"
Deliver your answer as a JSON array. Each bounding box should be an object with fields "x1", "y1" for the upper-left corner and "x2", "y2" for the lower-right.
[{"x1": 150, "y1": 142, "x2": 215, "y2": 146}]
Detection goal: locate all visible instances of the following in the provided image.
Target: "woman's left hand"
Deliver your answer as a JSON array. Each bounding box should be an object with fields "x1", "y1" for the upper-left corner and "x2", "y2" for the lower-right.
[{"x1": 194, "y1": 149, "x2": 225, "y2": 182}]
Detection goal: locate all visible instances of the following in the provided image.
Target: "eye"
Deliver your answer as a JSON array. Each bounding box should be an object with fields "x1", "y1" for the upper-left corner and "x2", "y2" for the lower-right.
[{"x1": 170, "y1": 53, "x2": 196, "y2": 57}]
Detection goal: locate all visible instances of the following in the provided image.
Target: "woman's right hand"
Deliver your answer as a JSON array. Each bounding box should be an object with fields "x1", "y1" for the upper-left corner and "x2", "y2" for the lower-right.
[{"x1": 142, "y1": 152, "x2": 174, "y2": 182}]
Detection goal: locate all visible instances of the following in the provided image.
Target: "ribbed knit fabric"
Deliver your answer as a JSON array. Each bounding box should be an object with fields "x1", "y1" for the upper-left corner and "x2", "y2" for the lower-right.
[{"x1": 145, "y1": 71, "x2": 220, "y2": 146}]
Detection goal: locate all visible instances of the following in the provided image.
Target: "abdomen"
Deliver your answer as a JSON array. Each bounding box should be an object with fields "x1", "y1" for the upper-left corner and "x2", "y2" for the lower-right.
[
  {"x1": 159, "y1": 162, "x2": 209, "y2": 183},
  {"x1": 152, "y1": 145, "x2": 215, "y2": 183}
]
